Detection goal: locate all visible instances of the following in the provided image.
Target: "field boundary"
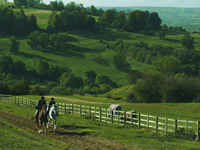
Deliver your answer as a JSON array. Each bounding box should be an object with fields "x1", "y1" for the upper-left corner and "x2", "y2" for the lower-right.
[{"x1": 1, "y1": 94, "x2": 200, "y2": 140}]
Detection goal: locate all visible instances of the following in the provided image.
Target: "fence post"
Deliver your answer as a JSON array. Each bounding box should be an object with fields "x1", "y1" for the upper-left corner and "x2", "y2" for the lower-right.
[
  {"x1": 197, "y1": 121, "x2": 200, "y2": 140},
  {"x1": 76, "y1": 104, "x2": 77, "y2": 114},
  {"x1": 117, "y1": 110, "x2": 119, "y2": 127},
  {"x1": 18, "y1": 97, "x2": 19, "y2": 105},
  {"x1": 26, "y1": 98, "x2": 27, "y2": 106},
  {"x1": 111, "y1": 110, "x2": 113, "y2": 124},
  {"x1": 22, "y1": 97, "x2": 23, "y2": 106},
  {"x1": 84, "y1": 106, "x2": 86, "y2": 116},
  {"x1": 80, "y1": 105, "x2": 82, "y2": 117},
  {"x1": 68, "y1": 103, "x2": 70, "y2": 113},
  {"x1": 89, "y1": 107, "x2": 91, "y2": 117},
  {"x1": 64, "y1": 103, "x2": 66, "y2": 115},
  {"x1": 165, "y1": 117, "x2": 168, "y2": 135},
  {"x1": 57, "y1": 103, "x2": 59, "y2": 115},
  {"x1": 99, "y1": 108, "x2": 101, "y2": 122},
  {"x1": 124, "y1": 111, "x2": 126, "y2": 125},
  {"x1": 185, "y1": 119, "x2": 188, "y2": 134},
  {"x1": 138, "y1": 114, "x2": 140, "y2": 129},
  {"x1": 94, "y1": 107, "x2": 96, "y2": 120},
  {"x1": 72, "y1": 104, "x2": 73, "y2": 114},
  {"x1": 15, "y1": 96, "x2": 16, "y2": 104},
  {"x1": 105, "y1": 109, "x2": 107, "y2": 123},
  {"x1": 156, "y1": 116, "x2": 158, "y2": 132},
  {"x1": 175, "y1": 119, "x2": 177, "y2": 134},
  {"x1": 147, "y1": 114, "x2": 149, "y2": 129}
]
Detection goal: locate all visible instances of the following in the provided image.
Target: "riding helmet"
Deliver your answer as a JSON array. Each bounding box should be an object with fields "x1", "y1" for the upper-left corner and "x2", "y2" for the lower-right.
[{"x1": 51, "y1": 97, "x2": 54, "y2": 100}]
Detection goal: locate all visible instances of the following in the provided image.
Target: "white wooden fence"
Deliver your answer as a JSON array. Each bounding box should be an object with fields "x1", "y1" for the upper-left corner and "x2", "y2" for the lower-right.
[{"x1": 0, "y1": 94, "x2": 199, "y2": 140}]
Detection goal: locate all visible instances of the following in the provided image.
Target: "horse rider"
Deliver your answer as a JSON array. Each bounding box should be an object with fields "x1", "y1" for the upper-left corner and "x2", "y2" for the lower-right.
[
  {"x1": 48, "y1": 97, "x2": 59, "y2": 117},
  {"x1": 34, "y1": 96, "x2": 47, "y2": 122}
]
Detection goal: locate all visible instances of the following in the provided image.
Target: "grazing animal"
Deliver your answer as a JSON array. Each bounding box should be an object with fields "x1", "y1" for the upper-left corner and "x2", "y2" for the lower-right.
[
  {"x1": 121, "y1": 110, "x2": 137, "y2": 123},
  {"x1": 47, "y1": 104, "x2": 58, "y2": 130},
  {"x1": 34, "y1": 104, "x2": 48, "y2": 133},
  {"x1": 108, "y1": 104, "x2": 122, "y2": 118}
]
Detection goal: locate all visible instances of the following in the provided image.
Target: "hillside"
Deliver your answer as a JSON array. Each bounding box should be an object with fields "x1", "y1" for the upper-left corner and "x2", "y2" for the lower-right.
[{"x1": 1, "y1": 7, "x2": 200, "y2": 99}]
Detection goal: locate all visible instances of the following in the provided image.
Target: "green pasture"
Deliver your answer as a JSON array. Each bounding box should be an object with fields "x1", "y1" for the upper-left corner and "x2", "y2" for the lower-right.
[
  {"x1": 22, "y1": 95, "x2": 200, "y2": 121},
  {"x1": 13, "y1": 8, "x2": 52, "y2": 29},
  {"x1": 1, "y1": 100, "x2": 200, "y2": 149}
]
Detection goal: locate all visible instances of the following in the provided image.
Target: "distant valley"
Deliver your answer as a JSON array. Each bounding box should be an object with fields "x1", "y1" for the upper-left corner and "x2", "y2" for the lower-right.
[{"x1": 99, "y1": 6, "x2": 200, "y2": 32}]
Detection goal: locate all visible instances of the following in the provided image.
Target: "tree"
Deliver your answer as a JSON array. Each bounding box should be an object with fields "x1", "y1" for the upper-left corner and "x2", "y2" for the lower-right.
[
  {"x1": 152, "y1": 55, "x2": 181, "y2": 75},
  {"x1": 9, "y1": 36, "x2": 20, "y2": 53},
  {"x1": 113, "y1": 51, "x2": 131, "y2": 72},
  {"x1": 180, "y1": 32, "x2": 195, "y2": 50},
  {"x1": 95, "y1": 75, "x2": 118, "y2": 88},
  {"x1": 35, "y1": 59, "x2": 49, "y2": 78},
  {"x1": 89, "y1": 5, "x2": 98, "y2": 15},
  {"x1": 9, "y1": 80, "x2": 30, "y2": 95},
  {"x1": 148, "y1": 12, "x2": 162, "y2": 29},
  {"x1": 127, "y1": 70, "x2": 142, "y2": 84},
  {"x1": 50, "y1": 1, "x2": 58, "y2": 11},
  {"x1": 51, "y1": 14, "x2": 62, "y2": 29},
  {"x1": 59, "y1": 73, "x2": 84, "y2": 89},
  {"x1": 12, "y1": 61, "x2": 27, "y2": 77},
  {"x1": 86, "y1": 16, "x2": 96, "y2": 31},
  {"x1": 38, "y1": 32, "x2": 49, "y2": 48},
  {"x1": 155, "y1": 31, "x2": 166, "y2": 39},
  {"x1": 100, "y1": 9, "x2": 117, "y2": 27},
  {"x1": 27, "y1": 30, "x2": 40, "y2": 49},
  {"x1": 27, "y1": 14, "x2": 38, "y2": 32},
  {"x1": 132, "y1": 72, "x2": 163, "y2": 103},
  {"x1": 0, "y1": 55, "x2": 14, "y2": 75}
]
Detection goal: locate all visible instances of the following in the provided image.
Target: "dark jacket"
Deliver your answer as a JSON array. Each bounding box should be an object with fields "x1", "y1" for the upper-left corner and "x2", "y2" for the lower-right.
[
  {"x1": 49, "y1": 101, "x2": 56, "y2": 107},
  {"x1": 37, "y1": 100, "x2": 46, "y2": 109}
]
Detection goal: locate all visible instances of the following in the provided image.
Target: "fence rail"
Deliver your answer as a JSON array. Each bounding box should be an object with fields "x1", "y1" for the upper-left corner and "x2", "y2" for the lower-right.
[{"x1": 0, "y1": 94, "x2": 199, "y2": 140}]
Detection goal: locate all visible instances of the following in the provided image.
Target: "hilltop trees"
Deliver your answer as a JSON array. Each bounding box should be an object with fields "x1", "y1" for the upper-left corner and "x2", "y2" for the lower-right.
[
  {"x1": 99, "y1": 9, "x2": 162, "y2": 31},
  {"x1": 0, "y1": 6, "x2": 39, "y2": 35}
]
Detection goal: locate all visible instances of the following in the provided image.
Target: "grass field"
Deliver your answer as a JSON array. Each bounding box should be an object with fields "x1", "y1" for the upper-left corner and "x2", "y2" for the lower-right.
[{"x1": 1, "y1": 100, "x2": 200, "y2": 149}]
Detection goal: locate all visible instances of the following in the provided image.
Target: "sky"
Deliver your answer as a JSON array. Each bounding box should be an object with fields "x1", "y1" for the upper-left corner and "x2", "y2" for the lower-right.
[{"x1": 40, "y1": 0, "x2": 200, "y2": 7}]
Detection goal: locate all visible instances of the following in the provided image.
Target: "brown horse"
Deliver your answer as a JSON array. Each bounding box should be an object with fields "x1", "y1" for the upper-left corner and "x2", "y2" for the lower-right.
[{"x1": 34, "y1": 104, "x2": 48, "y2": 133}]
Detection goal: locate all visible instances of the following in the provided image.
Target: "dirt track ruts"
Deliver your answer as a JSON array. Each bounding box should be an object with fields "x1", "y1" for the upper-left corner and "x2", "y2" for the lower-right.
[{"x1": 0, "y1": 110, "x2": 143, "y2": 150}]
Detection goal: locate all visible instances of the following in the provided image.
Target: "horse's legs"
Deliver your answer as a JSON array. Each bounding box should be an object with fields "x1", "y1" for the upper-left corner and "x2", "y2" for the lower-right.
[{"x1": 54, "y1": 117, "x2": 56, "y2": 130}]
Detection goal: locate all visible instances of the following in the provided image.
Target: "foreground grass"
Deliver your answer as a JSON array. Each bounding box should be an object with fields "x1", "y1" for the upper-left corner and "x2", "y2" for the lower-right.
[
  {"x1": 0, "y1": 119, "x2": 71, "y2": 150},
  {"x1": 0, "y1": 100, "x2": 200, "y2": 149}
]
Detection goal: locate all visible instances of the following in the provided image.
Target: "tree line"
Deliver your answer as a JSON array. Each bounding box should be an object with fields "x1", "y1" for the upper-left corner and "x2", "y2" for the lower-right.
[{"x1": 0, "y1": 6, "x2": 38, "y2": 35}]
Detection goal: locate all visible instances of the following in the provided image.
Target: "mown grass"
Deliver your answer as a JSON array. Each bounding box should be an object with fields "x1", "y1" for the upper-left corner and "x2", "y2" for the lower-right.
[{"x1": 1, "y1": 100, "x2": 200, "y2": 149}]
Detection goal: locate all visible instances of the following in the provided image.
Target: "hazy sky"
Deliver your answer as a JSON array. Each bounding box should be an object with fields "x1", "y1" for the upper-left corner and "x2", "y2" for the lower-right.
[{"x1": 37, "y1": 0, "x2": 200, "y2": 7}]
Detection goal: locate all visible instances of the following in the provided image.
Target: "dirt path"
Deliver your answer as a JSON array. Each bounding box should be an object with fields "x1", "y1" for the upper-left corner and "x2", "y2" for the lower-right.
[
  {"x1": 0, "y1": 110, "x2": 142, "y2": 150},
  {"x1": 45, "y1": 96, "x2": 108, "y2": 104}
]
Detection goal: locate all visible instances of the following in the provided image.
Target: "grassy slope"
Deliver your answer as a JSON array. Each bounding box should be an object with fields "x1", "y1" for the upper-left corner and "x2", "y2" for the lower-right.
[
  {"x1": 1, "y1": 9, "x2": 200, "y2": 86},
  {"x1": 1, "y1": 100, "x2": 200, "y2": 149}
]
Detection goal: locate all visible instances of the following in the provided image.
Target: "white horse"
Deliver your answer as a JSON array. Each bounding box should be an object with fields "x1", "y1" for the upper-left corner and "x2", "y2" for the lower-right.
[{"x1": 47, "y1": 104, "x2": 58, "y2": 130}]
